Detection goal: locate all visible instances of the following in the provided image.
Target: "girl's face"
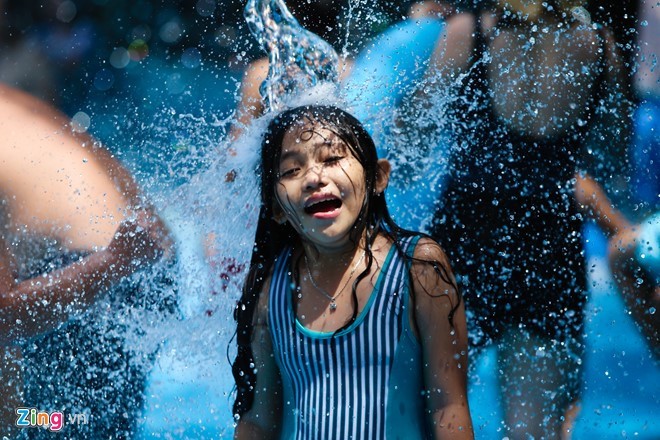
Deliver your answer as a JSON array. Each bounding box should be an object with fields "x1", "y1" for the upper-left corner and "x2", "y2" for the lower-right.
[{"x1": 274, "y1": 123, "x2": 367, "y2": 252}]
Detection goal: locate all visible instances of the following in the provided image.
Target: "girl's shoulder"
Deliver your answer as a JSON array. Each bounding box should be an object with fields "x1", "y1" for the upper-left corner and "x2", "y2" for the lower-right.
[
  {"x1": 389, "y1": 232, "x2": 448, "y2": 262},
  {"x1": 409, "y1": 235, "x2": 451, "y2": 266},
  {"x1": 402, "y1": 234, "x2": 457, "y2": 297}
]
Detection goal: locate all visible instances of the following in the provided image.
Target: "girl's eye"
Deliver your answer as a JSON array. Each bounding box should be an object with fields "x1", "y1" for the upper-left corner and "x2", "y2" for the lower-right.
[
  {"x1": 280, "y1": 168, "x2": 300, "y2": 178},
  {"x1": 324, "y1": 156, "x2": 344, "y2": 164}
]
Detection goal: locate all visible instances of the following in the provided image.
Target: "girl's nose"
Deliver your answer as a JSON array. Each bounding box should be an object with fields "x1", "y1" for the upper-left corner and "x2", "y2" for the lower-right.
[{"x1": 303, "y1": 163, "x2": 325, "y2": 190}]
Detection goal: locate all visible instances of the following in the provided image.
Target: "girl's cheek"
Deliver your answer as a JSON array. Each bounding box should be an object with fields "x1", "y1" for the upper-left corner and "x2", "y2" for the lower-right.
[{"x1": 276, "y1": 187, "x2": 296, "y2": 211}]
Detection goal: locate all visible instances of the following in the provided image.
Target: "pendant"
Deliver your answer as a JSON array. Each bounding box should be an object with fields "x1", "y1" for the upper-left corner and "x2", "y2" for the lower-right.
[{"x1": 329, "y1": 301, "x2": 337, "y2": 311}]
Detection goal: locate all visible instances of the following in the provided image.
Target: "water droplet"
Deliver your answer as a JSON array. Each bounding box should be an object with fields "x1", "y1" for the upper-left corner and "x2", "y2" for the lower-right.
[
  {"x1": 110, "y1": 47, "x2": 130, "y2": 69},
  {"x1": 160, "y1": 21, "x2": 183, "y2": 43},
  {"x1": 56, "y1": 0, "x2": 77, "y2": 23},
  {"x1": 71, "y1": 112, "x2": 91, "y2": 133},
  {"x1": 182, "y1": 48, "x2": 202, "y2": 69},
  {"x1": 93, "y1": 68, "x2": 115, "y2": 91}
]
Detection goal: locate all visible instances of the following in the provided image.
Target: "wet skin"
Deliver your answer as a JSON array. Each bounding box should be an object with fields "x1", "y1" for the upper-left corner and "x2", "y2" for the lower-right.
[
  {"x1": 0, "y1": 85, "x2": 169, "y2": 429},
  {"x1": 273, "y1": 123, "x2": 392, "y2": 333},
  {"x1": 275, "y1": 125, "x2": 369, "y2": 254}
]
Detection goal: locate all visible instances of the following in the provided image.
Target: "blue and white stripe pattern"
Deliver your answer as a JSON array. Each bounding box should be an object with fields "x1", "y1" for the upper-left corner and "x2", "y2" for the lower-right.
[{"x1": 268, "y1": 236, "x2": 422, "y2": 440}]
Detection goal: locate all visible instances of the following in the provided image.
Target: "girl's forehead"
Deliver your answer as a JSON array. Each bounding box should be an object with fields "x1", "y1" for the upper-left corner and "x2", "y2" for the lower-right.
[{"x1": 282, "y1": 123, "x2": 345, "y2": 152}]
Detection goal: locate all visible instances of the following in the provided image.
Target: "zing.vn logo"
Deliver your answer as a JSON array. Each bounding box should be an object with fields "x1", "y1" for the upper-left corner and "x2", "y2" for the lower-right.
[{"x1": 15, "y1": 408, "x2": 88, "y2": 432}]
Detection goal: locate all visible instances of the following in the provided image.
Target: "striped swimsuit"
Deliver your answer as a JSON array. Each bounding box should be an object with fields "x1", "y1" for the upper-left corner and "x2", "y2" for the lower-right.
[{"x1": 268, "y1": 236, "x2": 428, "y2": 440}]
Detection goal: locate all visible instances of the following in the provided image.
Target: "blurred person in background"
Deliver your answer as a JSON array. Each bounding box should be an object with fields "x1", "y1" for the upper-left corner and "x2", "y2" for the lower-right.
[
  {"x1": 608, "y1": 0, "x2": 659, "y2": 358},
  {"x1": 0, "y1": 84, "x2": 171, "y2": 436},
  {"x1": 412, "y1": 0, "x2": 634, "y2": 437}
]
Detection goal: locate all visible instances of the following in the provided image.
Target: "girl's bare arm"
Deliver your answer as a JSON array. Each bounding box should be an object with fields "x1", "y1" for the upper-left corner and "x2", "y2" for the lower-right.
[
  {"x1": 412, "y1": 238, "x2": 474, "y2": 439},
  {"x1": 0, "y1": 210, "x2": 168, "y2": 344}
]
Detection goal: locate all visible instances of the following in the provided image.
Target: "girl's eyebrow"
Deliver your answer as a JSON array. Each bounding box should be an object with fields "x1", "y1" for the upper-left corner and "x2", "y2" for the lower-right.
[
  {"x1": 279, "y1": 150, "x2": 303, "y2": 162},
  {"x1": 280, "y1": 137, "x2": 336, "y2": 162}
]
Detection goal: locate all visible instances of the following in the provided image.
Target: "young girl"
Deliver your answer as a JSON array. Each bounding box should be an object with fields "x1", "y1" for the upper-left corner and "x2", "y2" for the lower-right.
[{"x1": 232, "y1": 105, "x2": 473, "y2": 439}]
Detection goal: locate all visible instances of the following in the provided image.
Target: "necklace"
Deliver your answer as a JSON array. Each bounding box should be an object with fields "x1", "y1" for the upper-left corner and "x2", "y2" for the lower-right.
[{"x1": 304, "y1": 249, "x2": 366, "y2": 312}]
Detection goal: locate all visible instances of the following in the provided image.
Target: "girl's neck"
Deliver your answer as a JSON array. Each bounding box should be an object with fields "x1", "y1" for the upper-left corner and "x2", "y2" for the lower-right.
[{"x1": 302, "y1": 237, "x2": 366, "y2": 270}]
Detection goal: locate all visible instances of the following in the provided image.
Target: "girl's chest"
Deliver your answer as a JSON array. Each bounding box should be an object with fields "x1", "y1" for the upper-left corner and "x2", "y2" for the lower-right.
[{"x1": 294, "y1": 274, "x2": 380, "y2": 333}]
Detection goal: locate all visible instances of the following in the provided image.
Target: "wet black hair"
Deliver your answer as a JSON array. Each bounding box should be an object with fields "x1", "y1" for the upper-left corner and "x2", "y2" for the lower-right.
[{"x1": 231, "y1": 104, "x2": 461, "y2": 418}]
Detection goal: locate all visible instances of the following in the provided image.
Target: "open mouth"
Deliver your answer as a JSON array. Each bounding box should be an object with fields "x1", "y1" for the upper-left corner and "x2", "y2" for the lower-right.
[{"x1": 304, "y1": 197, "x2": 342, "y2": 215}]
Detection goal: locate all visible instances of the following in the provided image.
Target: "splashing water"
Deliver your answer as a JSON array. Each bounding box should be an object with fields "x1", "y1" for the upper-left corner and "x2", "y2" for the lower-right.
[
  {"x1": 244, "y1": 0, "x2": 340, "y2": 111},
  {"x1": 243, "y1": 0, "x2": 452, "y2": 232},
  {"x1": 136, "y1": 0, "x2": 453, "y2": 367},
  {"x1": 129, "y1": 1, "x2": 442, "y2": 435},
  {"x1": 123, "y1": 107, "x2": 265, "y2": 437},
  {"x1": 143, "y1": 0, "x2": 353, "y2": 355},
  {"x1": 119, "y1": 2, "x2": 359, "y2": 436}
]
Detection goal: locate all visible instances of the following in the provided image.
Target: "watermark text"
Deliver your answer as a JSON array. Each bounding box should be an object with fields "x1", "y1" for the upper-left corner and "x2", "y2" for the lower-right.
[{"x1": 15, "y1": 408, "x2": 88, "y2": 432}]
